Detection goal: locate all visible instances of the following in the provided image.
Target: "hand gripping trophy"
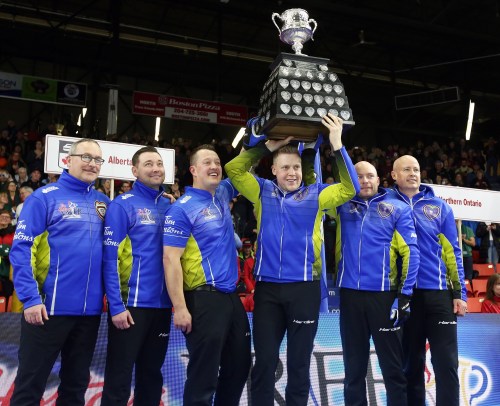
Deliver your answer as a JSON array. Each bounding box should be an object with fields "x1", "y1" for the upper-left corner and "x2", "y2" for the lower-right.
[{"x1": 253, "y1": 8, "x2": 355, "y2": 141}]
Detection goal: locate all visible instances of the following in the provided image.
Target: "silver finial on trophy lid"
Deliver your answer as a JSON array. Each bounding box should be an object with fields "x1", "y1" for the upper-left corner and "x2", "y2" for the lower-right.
[{"x1": 271, "y1": 9, "x2": 317, "y2": 55}]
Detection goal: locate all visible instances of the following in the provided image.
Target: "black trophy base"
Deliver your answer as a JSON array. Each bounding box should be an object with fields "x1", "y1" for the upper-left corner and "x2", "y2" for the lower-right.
[{"x1": 262, "y1": 115, "x2": 326, "y2": 141}]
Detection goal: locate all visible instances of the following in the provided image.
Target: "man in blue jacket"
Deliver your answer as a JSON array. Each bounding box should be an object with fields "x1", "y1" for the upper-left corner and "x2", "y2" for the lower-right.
[
  {"x1": 10, "y1": 138, "x2": 110, "y2": 406},
  {"x1": 101, "y1": 146, "x2": 173, "y2": 406},
  {"x1": 333, "y1": 161, "x2": 419, "y2": 406},
  {"x1": 225, "y1": 113, "x2": 359, "y2": 406},
  {"x1": 163, "y1": 144, "x2": 251, "y2": 406},
  {"x1": 390, "y1": 155, "x2": 467, "y2": 406}
]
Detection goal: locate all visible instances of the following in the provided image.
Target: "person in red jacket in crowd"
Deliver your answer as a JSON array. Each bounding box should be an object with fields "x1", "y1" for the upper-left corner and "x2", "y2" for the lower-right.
[
  {"x1": 0, "y1": 209, "x2": 15, "y2": 299},
  {"x1": 481, "y1": 273, "x2": 500, "y2": 313},
  {"x1": 237, "y1": 238, "x2": 256, "y2": 311}
]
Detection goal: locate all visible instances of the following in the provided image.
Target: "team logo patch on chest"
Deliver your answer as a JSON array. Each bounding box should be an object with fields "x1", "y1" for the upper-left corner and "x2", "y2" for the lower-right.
[
  {"x1": 293, "y1": 188, "x2": 309, "y2": 201},
  {"x1": 95, "y1": 201, "x2": 107, "y2": 221},
  {"x1": 137, "y1": 208, "x2": 156, "y2": 224},
  {"x1": 59, "y1": 201, "x2": 81, "y2": 219},
  {"x1": 377, "y1": 202, "x2": 394, "y2": 218},
  {"x1": 422, "y1": 204, "x2": 440, "y2": 220},
  {"x1": 201, "y1": 207, "x2": 216, "y2": 220}
]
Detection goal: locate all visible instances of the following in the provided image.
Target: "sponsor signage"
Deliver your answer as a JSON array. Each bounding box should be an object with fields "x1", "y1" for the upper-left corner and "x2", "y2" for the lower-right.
[
  {"x1": 0, "y1": 314, "x2": 498, "y2": 405},
  {"x1": 425, "y1": 184, "x2": 500, "y2": 223},
  {"x1": 44, "y1": 135, "x2": 175, "y2": 183},
  {"x1": 0, "y1": 71, "x2": 87, "y2": 107},
  {"x1": 133, "y1": 91, "x2": 248, "y2": 126}
]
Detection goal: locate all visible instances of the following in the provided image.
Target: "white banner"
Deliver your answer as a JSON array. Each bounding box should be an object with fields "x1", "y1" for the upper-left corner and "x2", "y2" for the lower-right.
[
  {"x1": 426, "y1": 183, "x2": 500, "y2": 223},
  {"x1": 44, "y1": 135, "x2": 175, "y2": 183}
]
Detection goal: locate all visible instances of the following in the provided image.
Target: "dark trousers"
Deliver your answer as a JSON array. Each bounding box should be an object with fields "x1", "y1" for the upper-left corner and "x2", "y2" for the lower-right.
[
  {"x1": 403, "y1": 289, "x2": 459, "y2": 406},
  {"x1": 250, "y1": 281, "x2": 321, "y2": 406},
  {"x1": 11, "y1": 315, "x2": 100, "y2": 406},
  {"x1": 340, "y1": 288, "x2": 407, "y2": 406},
  {"x1": 101, "y1": 307, "x2": 172, "y2": 406},
  {"x1": 183, "y1": 289, "x2": 251, "y2": 406}
]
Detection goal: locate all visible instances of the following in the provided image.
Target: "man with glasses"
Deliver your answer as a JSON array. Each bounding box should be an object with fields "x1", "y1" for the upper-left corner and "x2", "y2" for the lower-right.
[{"x1": 10, "y1": 138, "x2": 110, "y2": 405}]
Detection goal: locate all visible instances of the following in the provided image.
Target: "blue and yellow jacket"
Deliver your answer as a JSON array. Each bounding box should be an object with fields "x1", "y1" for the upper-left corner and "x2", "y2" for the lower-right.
[
  {"x1": 10, "y1": 170, "x2": 110, "y2": 315},
  {"x1": 224, "y1": 144, "x2": 359, "y2": 283},
  {"x1": 389, "y1": 185, "x2": 467, "y2": 301},
  {"x1": 163, "y1": 180, "x2": 239, "y2": 292},
  {"x1": 103, "y1": 180, "x2": 172, "y2": 316},
  {"x1": 334, "y1": 188, "x2": 420, "y2": 295}
]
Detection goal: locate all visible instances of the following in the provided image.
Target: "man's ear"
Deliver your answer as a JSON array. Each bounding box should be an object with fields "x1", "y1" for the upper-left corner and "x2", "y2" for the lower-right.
[{"x1": 271, "y1": 165, "x2": 277, "y2": 176}]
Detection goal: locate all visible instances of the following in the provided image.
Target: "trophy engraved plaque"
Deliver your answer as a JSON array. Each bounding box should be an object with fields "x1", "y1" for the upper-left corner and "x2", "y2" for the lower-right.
[{"x1": 256, "y1": 9, "x2": 355, "y2": 141}]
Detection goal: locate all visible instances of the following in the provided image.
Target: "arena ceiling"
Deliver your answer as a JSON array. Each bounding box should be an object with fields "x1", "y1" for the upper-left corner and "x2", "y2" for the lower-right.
[{"x1": 2, "y1": 0, "x2": 500, "y2": 144}]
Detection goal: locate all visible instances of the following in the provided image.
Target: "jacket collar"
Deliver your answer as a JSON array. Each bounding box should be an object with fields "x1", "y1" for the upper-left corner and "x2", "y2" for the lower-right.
[
  {"x1": 57, "y1": 170, "x2": 95, "y2": 193},
  {"x1": 132, "y1": 179, "x2": 164, "y2": 201}
]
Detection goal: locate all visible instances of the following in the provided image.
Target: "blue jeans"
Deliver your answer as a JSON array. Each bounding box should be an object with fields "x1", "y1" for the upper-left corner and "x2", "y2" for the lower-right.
[{"x1": 487, "y1": 241, "x2": 499, "y2": 271}]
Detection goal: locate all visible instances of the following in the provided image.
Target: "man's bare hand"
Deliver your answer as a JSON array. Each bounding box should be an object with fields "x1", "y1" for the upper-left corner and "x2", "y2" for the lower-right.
[
  {"x1": 24, "y1": 304, "x2": 49, "y2": 325},
  {"x1": 322, "y1": 114, "x2": 344, "y2": 152},
  {"x1": 173, "y1": 307, "x2": 192, "y2": 334},
  {"x1": 265, "y1": 136, "x2": 294, "y2": 153},
  {"x1": 111, "y1": 310, "x2": 135, "y2": 329}
]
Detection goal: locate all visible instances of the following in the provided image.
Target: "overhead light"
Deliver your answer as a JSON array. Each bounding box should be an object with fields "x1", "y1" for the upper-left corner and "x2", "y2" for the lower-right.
[
  {"x1": 232, "y1": 127, "x2": 246, "y2": 148},
  {"x1": 155, "y1": 117, "x2": 161, "y2": 142},
  {"x1": 465, "y1": 100, "x2": 475, "y2": 141}
]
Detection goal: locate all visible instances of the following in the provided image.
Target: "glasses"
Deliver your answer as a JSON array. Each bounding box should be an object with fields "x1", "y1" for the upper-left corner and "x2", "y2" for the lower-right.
[
  {"x1": 71, "y1": 154, "x2": 105, "y2": 165},
  {"x1": 0, "y1": 216, "x2": 11, "y2": 220}
]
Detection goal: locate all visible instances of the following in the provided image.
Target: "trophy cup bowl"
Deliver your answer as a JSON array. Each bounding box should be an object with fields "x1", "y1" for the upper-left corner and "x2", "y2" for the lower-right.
[
  {"x1": 272, "y1": 8, "x2": 317, "y2": 55},
  {"x1": 260, "y1": 9, "x2": 354, "y2": 141}
]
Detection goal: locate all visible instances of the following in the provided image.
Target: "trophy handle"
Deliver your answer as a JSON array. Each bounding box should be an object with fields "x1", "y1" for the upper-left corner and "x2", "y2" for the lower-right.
[
  {"x1": 309, "y1": 18, "x2": 318, "y2": 39},
  {"x1": 271, "y1": 13, "x2": 283, "y2": 35}
]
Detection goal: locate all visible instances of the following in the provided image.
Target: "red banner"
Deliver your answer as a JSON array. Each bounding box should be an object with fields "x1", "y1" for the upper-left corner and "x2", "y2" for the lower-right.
[{"x1": 133, "y1": 91, "x2": 247, "y2": 127}]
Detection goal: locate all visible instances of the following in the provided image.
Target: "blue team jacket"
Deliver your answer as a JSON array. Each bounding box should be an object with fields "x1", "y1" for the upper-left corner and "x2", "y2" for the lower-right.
[
  {"x1": 103, "y1": 180, "x2": 172, "y2": 316},
  {"x1": 163, "y1": 180, "x2": 239, "y2": 292},
  {"x1": 389, "y1": 185, "x2": 467, "y2": 301},
  {"x1": 225, "y1": 144, "x2": 359, "y2": 283},
  {"x1": 334, "y1": 188, "x2": 420, "y2": 295},
  {"x1": 10, "y1": 170, "x2": 110, "y2": 315}
]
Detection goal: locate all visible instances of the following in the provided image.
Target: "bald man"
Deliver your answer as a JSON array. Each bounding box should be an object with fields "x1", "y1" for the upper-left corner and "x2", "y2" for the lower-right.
[
  {"x1": 389, "y1": 155, "x2": 467, "y2": 406},
  {"x1": 330, "y1": 160, "x2": 419, "y2": 406}
]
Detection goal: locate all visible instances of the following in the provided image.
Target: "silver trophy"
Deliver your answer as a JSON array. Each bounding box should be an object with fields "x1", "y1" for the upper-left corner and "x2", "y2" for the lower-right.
[
  {"x1": 258, "y1": 9, "x2": 354, "y2": 141},
  {"x1": 272, "y1": 8, "x2": 317, "y2": 55}
]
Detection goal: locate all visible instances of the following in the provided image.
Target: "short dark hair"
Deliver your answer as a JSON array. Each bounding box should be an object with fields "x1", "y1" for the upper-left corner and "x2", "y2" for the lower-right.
[
  {"x1": 190, "y1": 144, "x2": 217, "y2": 166},
  {"x1": 132, "y1": 146, "x2": 160, "y2": 166}
]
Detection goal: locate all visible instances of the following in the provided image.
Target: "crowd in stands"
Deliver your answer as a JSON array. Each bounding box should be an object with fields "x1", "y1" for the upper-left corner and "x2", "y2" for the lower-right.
[{"x1": 0, "y1": 117, "x2": 499, "y2": 312}]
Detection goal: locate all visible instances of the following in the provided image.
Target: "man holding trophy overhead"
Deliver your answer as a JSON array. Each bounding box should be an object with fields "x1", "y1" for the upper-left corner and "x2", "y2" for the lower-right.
[{"x1": 227, "y1": 12, "x2": 358, "y2": 401}]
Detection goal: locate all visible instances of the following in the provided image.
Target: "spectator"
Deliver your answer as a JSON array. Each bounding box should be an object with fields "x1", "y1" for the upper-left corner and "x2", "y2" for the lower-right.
[
  {"x1": 471, "y1": 169, "x2": 490, "y2": 189},
  {"x1": 7, "y1": 151, "x2": 27, "y2": 178},
  {"x1": 390, "y1": 155, "x2": 467, "y2": 406},
  {"x1": 6, "y1": 180, "x2": 21, "y2": 212},
  {"x1": 9, "y1": 138, "x2": 110, "y2": 405},
  {"x1": 480, "y1": 273, "x2": 500, "y2": 313},
  {"x1": 25, "y1": 140, "x2": 45, "y2": 173},
  {"x1": 458, "y1": 220, "x2": 475, "y2": 281},
  {"x1": 117, "y1": 180, "x2": 132, "y2": 195},
  {"x1": 0, "y1": 209, "x2": 15, "y2": 300},
  {"x1": 476, "y1": 222, "x2": 500, "y2": 271},
  {"x1": 225, "y1": 114, "x2": 359, "y2": 405},
  {"x1": 163, "y1": 144, "x2": 251, "y2": 406},
  {"x1": 0, "y1": 169, "x2": 12, "y2": 192},
  {"x1": 14, "y1": 186, "x2": 33, "y2": 225},
  {"x1": 21, "y1": 169, "x2": 43, "y2": 191},
  {"x1": 15, "y1": 167, "x2": 29, "y2": 187}
]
